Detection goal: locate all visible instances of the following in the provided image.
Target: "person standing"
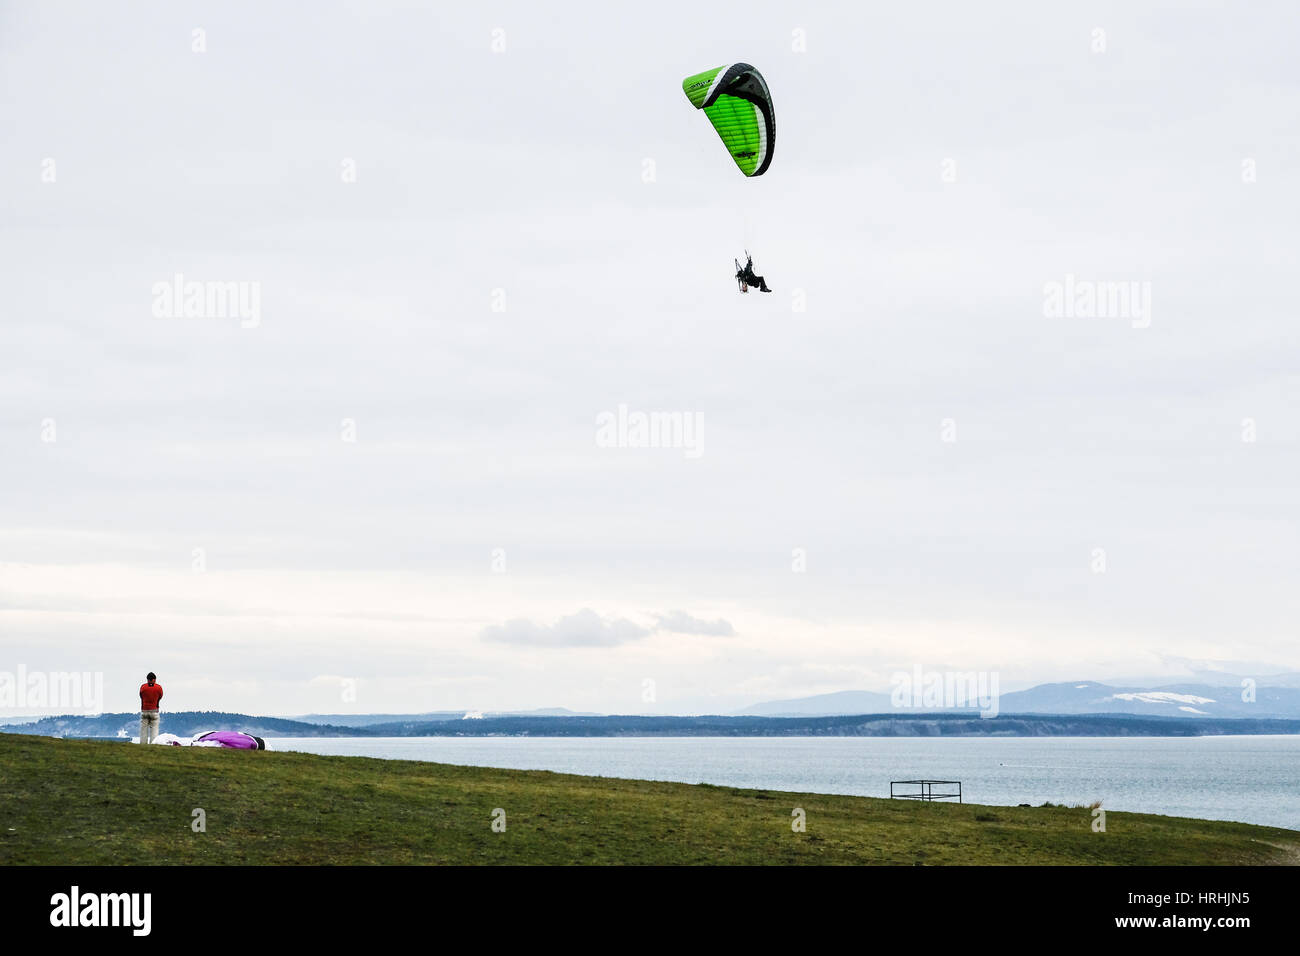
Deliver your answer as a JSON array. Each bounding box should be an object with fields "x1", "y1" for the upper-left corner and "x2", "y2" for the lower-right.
[{"x1": 139, "y1": 672, "x2": 163, "y2": 744}]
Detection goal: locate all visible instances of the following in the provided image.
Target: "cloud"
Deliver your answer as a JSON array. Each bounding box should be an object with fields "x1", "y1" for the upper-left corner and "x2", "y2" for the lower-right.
[
  {"x1": 480, "y1": 608, "x2": 736, "y2": 647},
  {"x1": 480, "y1": 608, "x2": 650, "y2": 648},
  {"x1": 652, "y1": 610, "x2": 735, "y2": 637}
]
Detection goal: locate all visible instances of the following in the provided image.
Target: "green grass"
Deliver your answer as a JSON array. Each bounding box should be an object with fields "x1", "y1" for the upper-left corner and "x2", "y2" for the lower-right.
[{"x1": 2, "y1": 733, "x2": 1296, "y2": 865}]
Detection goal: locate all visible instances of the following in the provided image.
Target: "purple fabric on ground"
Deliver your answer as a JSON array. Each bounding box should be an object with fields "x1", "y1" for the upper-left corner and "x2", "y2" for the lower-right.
[{"x1": 196, "y1": 731, "x2": 260, "y2": 749}]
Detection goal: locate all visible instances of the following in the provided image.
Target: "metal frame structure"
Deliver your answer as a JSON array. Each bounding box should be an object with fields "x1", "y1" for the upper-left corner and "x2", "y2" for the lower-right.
[{"x1": 890, "y1": 779, "x2": 962, "y2": 803}]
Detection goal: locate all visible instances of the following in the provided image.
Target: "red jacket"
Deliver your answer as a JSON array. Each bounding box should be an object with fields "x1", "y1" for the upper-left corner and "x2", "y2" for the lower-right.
[{"x1": 139, "y1": 682, "x2": 163, "y2": 711}]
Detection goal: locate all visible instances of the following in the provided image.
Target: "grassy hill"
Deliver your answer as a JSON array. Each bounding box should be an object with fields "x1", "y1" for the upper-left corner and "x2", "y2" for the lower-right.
[{"x1": 2, "y1": 733, "x2": 1296, "y2": 865}]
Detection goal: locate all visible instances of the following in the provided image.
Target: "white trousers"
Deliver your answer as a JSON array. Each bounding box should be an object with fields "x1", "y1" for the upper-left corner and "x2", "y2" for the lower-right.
[{"x1": 140, "y1": 710, "x2": 160, "y2": 743}]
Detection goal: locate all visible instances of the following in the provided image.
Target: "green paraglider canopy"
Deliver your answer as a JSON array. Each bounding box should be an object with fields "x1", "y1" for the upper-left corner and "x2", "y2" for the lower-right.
[{"x1": 682, "y1": 63, "x2": 775, "y2": 177}]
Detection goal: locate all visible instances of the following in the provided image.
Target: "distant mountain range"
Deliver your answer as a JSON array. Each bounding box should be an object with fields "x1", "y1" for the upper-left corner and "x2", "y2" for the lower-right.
[
  {"x1": 8, "y1": 711, "x2": 1300, "y2": 740},
  {"x1": 3, "y1": 712, "x2": 366, "y2": 739},
  {"x1": 360, "y1": 713, "x2": 1300, "y2": 737},
  {"x1": 738, "y1": 690, "x2": 895, "y2": 717},
  {"x1": 738, "y1": 681, "x2": 1300, "y2": 719},
  {"x1": 6, "y1": 679, "x2": 1300, "y2": 736},
  {"x1": 291, "y1": 707, "x2": 598, "y2": 727}
]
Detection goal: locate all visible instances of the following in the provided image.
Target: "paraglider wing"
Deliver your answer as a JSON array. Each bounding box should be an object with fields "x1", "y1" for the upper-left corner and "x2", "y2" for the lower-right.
[
  {"x1": 682, "y1": 63, "x2": 775, "y2": 177},
  {"x1": 192, "y1": 730, "x2": 263, "y2": 749}
]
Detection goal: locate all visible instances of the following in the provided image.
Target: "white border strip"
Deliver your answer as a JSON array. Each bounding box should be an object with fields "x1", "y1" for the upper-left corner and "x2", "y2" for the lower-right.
[{"x1": 704, "y1": 63, "x2": 733, "y2": 106}]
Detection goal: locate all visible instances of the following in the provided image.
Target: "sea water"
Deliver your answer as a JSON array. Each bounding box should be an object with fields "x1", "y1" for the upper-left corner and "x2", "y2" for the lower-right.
[{"x1": 266, "y1": 734, "x2": 1300, "y2": 830}]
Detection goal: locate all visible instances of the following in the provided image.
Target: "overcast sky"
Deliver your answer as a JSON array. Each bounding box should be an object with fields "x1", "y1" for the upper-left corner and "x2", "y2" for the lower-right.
[{"x1": 2, "y1": 1, "x2": 1297, "y2": 717}]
